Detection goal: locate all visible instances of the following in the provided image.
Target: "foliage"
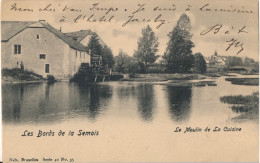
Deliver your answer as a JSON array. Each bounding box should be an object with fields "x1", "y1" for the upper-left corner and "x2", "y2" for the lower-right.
[
  {"x1": 243, "y1": 57, "x2": 255, "y2": 66},
  {"x1": 114, "y1": 51, "x2": 142, "y2": 74},
  {"x1": 134, "y1": 25, "x2": 159, "y2": 72},
  {"x1": 47, "y1": 75, "x2": 56, "y2": 83},
  {"x1": 124, "y1": 58, "x2": 140, "y2": 75},
  {"x1": 226, "y1": 56, "x2": 243, "y2": 67},
  {"x1": 146, "y1": 63, "x2": 166, "y2": 73},
  {"x1": 87, "y1": 33, "x2": 102, "y2": 56},
  {"x1": 220, "y1": 92, "x2": 259, "y2": 120},
  {"x1": 114, "y1": 51, "x2": 131, "y2": 73},
  {"x1": 251, "y1": 62, "x2": 259, "y2": 73},
  {"x1": 193, "y1": 53, "x2": 207, "y2": 73},
  {"x1": 163, "y1": 13, "x2": 194, "y2": 73},
  {"x1": 88, "y1": 33, "x2": 115, "y2": 69},
  {"x1": 101, "y1": 45, "x2": 115, "y2": 68}
]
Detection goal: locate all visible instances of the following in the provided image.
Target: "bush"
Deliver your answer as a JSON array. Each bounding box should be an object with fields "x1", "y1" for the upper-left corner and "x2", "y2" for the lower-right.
[
  {"x1": 146, "y1": 63, "x2": 166, "y2": 73},
  {"x1": 124, "y1": 60, "x2": 140, "y2": 75},
  {"x1": 47, "y1": 75, "x2": 56, "y2": 83},
  {"x1": 193, "y1": 53, "x2": 207, "y2": 73}
]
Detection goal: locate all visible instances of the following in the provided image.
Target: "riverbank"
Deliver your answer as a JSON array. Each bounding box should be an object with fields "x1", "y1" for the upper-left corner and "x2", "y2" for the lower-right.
[
  {"x1": 120, "y1": 73, "x2": 220, "y2": 87},
  {"x1": 225, "y1": 78, "x2": 259, "y2": 86},
  {"x1": 220, "y1": 92, "x2": 259, "y2": 121},
  {"x1": 122, "y1": 73, "x2": 213, "y2": 82},
  {"x1": 2, "y1": 68, "x2": 258, "y2": 87},
  {"x1": 2, "y1": 68, "x2": 44, "y2": 84}
]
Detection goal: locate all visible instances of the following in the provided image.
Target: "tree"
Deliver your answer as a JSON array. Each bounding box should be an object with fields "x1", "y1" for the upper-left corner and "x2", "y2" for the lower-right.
[
  {"x1": 163, "y1": 13, "x2": 194, "y2": 73},
  {"x1": 124, "y1": 57, "x2": 140, "y2": 75},
  {"x1": 87, "y1": 33, "x2": 102, "y2": 56},
  {"x1": 134, "y1": 25, "x2": 159, "y2": 72},
  {"x1": 193, "y1": 53, "x2": 207, "y2": 73},
  {"x1": 88, "y1": 33, "x2": 115, "y2": 69},
  {"x1": 101, "y1": 46, "x2": 115, "y2": 68},
  {"x1": 114, "y1": 50, "x2": 142, "y2": 74},
  {"x1": 243, "y1": 57, "x2": 254, "y2": 66},
  {"x1": 114, "y1": 50, "x2": 131, "y2": 73},
  {"x1": 226, "y1": 56, "x2": 243, "y2": 67}
]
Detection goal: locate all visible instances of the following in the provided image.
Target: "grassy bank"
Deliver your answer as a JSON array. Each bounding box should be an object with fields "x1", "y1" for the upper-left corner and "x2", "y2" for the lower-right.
[
  {"x1": 2, "y1": 68, "x2": 44, "y2": 83},
  {"x1": 122, "y1": 73, "x2": 209, "y2": 82},
  {"x1": 220, "y1": 92, "x2": 259, "y2": 121},
  {"x1": 225, "y1": 78, "x2": 259, "y2": 86},
  {"x1": 120, "y1": 73, "x2": 218, "y2": 87}
]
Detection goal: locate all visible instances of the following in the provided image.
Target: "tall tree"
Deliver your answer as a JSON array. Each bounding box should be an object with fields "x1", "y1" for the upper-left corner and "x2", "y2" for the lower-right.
[
  {"x1": 87, "y1": 33, "x2": 102, "y2": 56},
  {"x1": 134, "y1": 25, "x2": 159, "y2": 72},
  {"x1": 163, "y1": 13, "x2": 194, "y2": 73},
  {"x1": 101, "y1": 46, "x2": 115, "y2": 68},
  {"x1": 193, "y1": 53, "x2": 207, "y2": 73}
]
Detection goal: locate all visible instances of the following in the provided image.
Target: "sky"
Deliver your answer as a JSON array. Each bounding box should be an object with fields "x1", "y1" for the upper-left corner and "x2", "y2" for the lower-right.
[{"x1": 1, "y1": 0, "x2": 259, "y2": 60}]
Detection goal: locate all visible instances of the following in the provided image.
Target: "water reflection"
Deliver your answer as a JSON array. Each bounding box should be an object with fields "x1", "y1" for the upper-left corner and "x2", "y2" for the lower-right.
[
  {"x1": 2, "y1": 83, "x2": 113, "y2": 124},
  {"x1": 2, "y1": 82, "x2": 193, "y2": 124},
  {"x1": 117, "y1": 84, "x2": 136, "y2": 101},
  {"x1": 165, "y1": 86, "x2": 192, "y2": 122},
  {"x1": 5, "y1": 78, "x2": 254, "y2": 124},
  {"x1": 3, "y1": 83, "x2": 35, "y2": 123},
  {"x1": 231, "y1": 106, "x2": 248, "y2": 113},
  {"x1": 76, "y1": 83, "x2": 113, "y2": 120},
  {"x1": 136, "y1": 84, "x2": 155, "y2": 122},
  {"x1": 38, "y1": 83, "x2": 51, "y2": 114},
  {"x1": 12, "y1": 84, "x2": 24, "y2": 121}
]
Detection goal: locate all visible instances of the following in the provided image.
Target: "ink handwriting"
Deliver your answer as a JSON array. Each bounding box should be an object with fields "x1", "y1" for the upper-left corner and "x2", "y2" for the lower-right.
[{"x1": 200, "y1": 24, "x2": 248, "y2": 55}]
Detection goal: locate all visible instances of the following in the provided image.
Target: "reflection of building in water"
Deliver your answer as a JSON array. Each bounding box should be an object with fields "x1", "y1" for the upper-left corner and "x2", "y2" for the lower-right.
[
  {"x1": 2, "y1": 83, "x2": 113, "y2": 123},
  {"x1": 166, "y1": 86, "x2": 192, "y2": 122},
  {"x1": 2, "y1": 84, "x2": 25, "y2": 122},
  {"x1": 38, "y1": 83, "x2": 51, "y2": 114},
  {"x1": 136, "y1": 84, "x2": 155, "y2": 122}
]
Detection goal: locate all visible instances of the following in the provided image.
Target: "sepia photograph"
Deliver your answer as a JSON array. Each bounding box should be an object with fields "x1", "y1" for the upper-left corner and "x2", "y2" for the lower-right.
[{"x1": 1, "y1": 0, "x2": 259, "y2": 162}]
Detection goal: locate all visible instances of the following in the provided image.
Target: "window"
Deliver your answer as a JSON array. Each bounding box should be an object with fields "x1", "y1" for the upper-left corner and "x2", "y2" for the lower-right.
[
  {"x1": 39, "y1": 54, "x2": 46, "y2": 60},
  {"x1": 75, "y1": 51, "x2": 77, "y2": 58},
  {"x1": 37, "y1": 35, "x2": 40, "y2": 39},
  {"x1": 84, "y1": 53, "x2": 85, "y2": 59},
  {"x1": 14, "y1": 45, "x2": 21, "y2": 54},
  {"x1": 80, "y1": 52, "x2": 81, "y2": 59},
  {"x1": 45, "y1": 64, "x2": 50, "y2": 73}
]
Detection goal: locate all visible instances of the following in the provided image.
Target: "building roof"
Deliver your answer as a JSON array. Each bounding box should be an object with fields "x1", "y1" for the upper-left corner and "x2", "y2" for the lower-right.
[
  {"x1": 65, "y1": 30, "x2": 106, "y2": 46},
  {"x1": 1, "y1": 21, "x2": 33, "y2": 41},
  {"x1": 65, "y1": 30, "x2": 95, "y2": 42},
  {"x1": 1, "y1": 21, "x2": 87, "y2": 51}
]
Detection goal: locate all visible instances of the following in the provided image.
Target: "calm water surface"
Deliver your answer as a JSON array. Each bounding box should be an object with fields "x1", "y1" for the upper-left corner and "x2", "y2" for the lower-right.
[
  {"x1": 2, "y1": 75, "x2": 258, "y2": 125},
  {"x1": 2, "y1": 75, "x2": 259, "y2": 162}
]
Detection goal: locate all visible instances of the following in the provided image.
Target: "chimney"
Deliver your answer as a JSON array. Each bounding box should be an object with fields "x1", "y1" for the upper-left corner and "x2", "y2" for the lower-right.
[{"x1": 60, "y1": 27, "x2": 62, "y2": 32}]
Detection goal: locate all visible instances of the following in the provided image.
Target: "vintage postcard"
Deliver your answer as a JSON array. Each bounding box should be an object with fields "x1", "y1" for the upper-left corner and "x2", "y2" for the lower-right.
[{"x1": 1, "y1": 0, "x2": 259, "y2": 162}]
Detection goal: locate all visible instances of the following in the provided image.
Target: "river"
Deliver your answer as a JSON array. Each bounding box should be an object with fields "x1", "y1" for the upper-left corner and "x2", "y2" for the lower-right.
[{"x1": 2, "y1": 75, "x2": 259, "y2": 162}]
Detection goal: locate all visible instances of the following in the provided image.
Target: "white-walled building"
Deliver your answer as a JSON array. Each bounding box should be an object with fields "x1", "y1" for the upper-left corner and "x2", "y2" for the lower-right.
[{"x1": 1, "y1": 20, "x2": 91, "y2": 79}]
